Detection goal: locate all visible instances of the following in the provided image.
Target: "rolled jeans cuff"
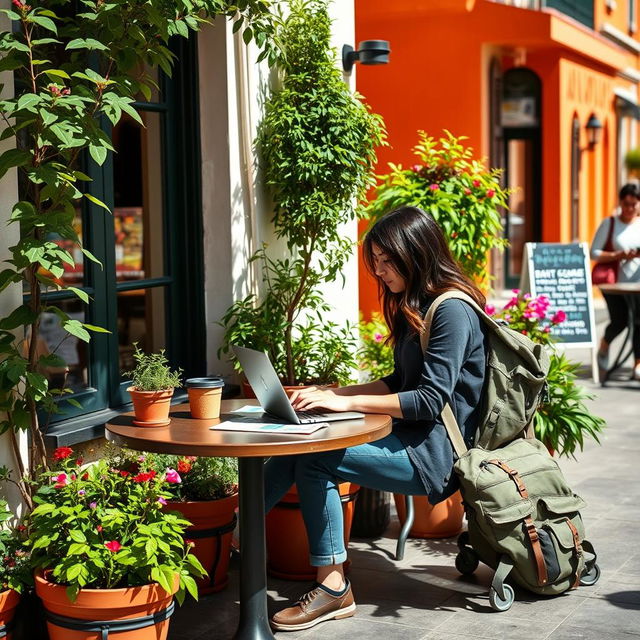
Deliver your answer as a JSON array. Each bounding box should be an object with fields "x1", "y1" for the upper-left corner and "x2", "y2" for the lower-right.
[{"x1": 309, "y1": 550, "x2": 348, "y2": 567}]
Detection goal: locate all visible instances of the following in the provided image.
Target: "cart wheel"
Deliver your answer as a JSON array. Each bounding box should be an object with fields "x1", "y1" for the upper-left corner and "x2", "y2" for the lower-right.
[
  {"x1": 457, "y1": 531, "x2": 470, "y2": 550},
  {"x1": 580, "y1": 563, "x2": 601, "y2": 587},
  {"x1": 489, "y1": 584, "x2": 515, "y2": 612},
  {"x1": 455, "y1": 548, "x2": 479, "y2": 576}
]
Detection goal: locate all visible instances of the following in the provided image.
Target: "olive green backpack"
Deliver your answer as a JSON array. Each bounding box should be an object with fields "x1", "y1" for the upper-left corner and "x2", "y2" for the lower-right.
[{"x1": 421, "y1": 292, "x2": 600, "y2": 611}]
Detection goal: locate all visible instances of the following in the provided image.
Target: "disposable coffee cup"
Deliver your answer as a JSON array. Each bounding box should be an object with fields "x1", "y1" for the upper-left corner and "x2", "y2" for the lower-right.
[{"x1": 186, "y1": 377, "x2": 224, "y2": 420}]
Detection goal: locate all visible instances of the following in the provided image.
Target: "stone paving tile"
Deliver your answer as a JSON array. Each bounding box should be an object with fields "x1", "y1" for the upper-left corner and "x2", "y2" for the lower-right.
[
  {"x1": 552, "y1": 597, "x2": 640, "y2": 637},
  {"x1": 298, "y1": 616, "x2": 429, "y2": 640},
  {"x1": 546, "y1": 625, "x2": 640, "y2": 639}
]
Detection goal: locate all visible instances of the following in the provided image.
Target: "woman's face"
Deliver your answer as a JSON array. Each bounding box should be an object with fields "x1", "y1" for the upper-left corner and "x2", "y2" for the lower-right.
[
  {"x1": 371, "y1": 243, "x2": 406, "y2": 293},
  {"x1": 620, "y1": 195, "x2": 640, "y2": 223}
]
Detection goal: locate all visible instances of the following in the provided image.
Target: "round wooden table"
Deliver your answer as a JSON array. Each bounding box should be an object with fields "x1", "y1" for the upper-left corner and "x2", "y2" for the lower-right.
[
  {"x1": 105, "y1": 399, "x2": 392, "y2": 640},
  {"x1": 598, "y1": 283, "x2": 640, "y2": 384}
]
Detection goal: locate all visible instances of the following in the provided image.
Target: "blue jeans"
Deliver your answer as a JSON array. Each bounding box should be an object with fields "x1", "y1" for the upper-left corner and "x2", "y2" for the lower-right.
[{"x1": 264, "y1": 433, "x2": 428, "y2": 567}]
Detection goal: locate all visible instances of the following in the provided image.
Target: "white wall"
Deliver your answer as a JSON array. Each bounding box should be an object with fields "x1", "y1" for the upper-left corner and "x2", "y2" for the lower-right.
[
  {"x1": 0, "y1": 4, "x2": 27, "y2": 510},
  {"x1": 201, "y1": 5, "x2": 361, "y2": 380}
]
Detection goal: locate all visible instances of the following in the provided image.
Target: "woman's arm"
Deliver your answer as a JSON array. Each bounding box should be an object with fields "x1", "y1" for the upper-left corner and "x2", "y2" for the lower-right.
[
  {"x1": 591, "y1": 217, "x2": 628, "y2": 263},
  {"x1": 333, "y1": 380, "x2": 391, "y2": 396}
]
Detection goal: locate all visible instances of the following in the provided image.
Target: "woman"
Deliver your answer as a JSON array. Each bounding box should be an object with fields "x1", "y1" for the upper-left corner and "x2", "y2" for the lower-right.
[
  {"x1": 591, "y1": 183, "x2": 640, "y2": 379},
  {"x1": 264, "y1": 206, "x2": 488, "y2": 632}
]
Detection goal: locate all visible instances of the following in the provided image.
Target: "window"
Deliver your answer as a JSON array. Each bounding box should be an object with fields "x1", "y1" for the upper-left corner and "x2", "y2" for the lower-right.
[
  {"x1": 544, "y1": 0, "x2": 594, "y2": 29},
  {"x1": 630, "y1": 0, "x2": 637, "y2": 33},
  {"x1": 36, "y1": 37, "x2": 206, "y2": 446}
]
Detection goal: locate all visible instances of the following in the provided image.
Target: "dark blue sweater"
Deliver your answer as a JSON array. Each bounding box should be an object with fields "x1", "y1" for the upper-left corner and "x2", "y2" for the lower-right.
[{"x1": 381, "y1": 298, "x2": 487, "y2": 504}]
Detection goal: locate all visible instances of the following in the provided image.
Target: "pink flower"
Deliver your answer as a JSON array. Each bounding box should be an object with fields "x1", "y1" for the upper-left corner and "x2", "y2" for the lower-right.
[
  {"x1": 89, "y1": 502, "x2": 97, "y2": 510},
  {"x1": 157, "y1": 497, "x2": 167, "y2": 506},
  {"x1": 165, "y1": 468, "x2": 182, "y2": 484},
  {"x1": 77, "y1": 490, "x2": 85, "y2": 496},
  {"x1": 429, "y1": 184, "x2": 439, "y2": 191},
  {"x1": 543, "y1": 326, "x2": 552, "y2": 333},
  {"x1": 411, "y1": 164, "x2": 423, "y2": 173},
  {"x1": 551, "y1": 310, "x2": 567, "y2": 325},
  {"x1": 464, "y1": 188, "x2": 471, "y2": 195},
  {"x1": 486, "y1": 189, "x2": 495, "y2": 198},
  {"x1": 104, "y1": 540, "x2": 121, "y2": 552},
  {"x1": 373, "y1": 332, "x2": 384, "y2": 342},
  {"x1": 53, "y1": 473, "x2": 69, "y2": 489},
  {"x1": 511, "y1": 289, "x2": 520, "y2": 295},
  {"x1": 485, "y1": 304, "x2": 496, "y2": 316}
]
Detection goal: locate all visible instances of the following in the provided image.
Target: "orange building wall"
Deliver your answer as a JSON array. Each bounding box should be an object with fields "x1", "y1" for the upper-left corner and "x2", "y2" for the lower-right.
[{"x1": 356, "y1": 0, "x2": 637, "y2": 318}]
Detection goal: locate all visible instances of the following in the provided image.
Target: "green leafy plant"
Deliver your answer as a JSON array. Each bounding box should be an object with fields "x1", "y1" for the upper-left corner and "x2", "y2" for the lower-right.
[
  {"x1": 489, "y1": 291, "x2": 605, "y2": 458},
  {"x1": 28, "y1": 446, "x2": 206, "y2": 603},
  {"x1": 124, "y1": 344, "x2": 183, "y2": 392},
  {"x1": 624, "y1": 147, "x2": 640, "y2": 172},
  {"x1": 365, "y1": 130, "x2": 507, "y2": 291},
  {"x1": 0, "y1": 0, "x2": 279, "y2": 508},
  {"x1": 145, "y1": 454, "x2": 238, "y2": 502},
  {"x1": 0, "y1": 500, "x2": 31, "y2": 593},
  {"x1": 218, "y1": 0, "x2": 386, "y2": 386},
  {"x1": 357, "y1": 312, "x2": 394, "y2": 382}
]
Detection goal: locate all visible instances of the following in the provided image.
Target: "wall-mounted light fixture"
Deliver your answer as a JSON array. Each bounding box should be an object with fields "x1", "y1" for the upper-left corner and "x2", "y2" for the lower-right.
[
  {"x1": 586, "y1": 113, "x2": 603, "y2": 148},
  {"x1": 342, "y1": 40, "x2": 391, "y2": 73}
]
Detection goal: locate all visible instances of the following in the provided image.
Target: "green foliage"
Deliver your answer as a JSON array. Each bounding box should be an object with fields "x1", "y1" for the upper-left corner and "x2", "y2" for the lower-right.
[
  {"x1": 0, "y1": 0, "x2": 279, "y2": 503},
  {"x1": 124, "y1": 344, "x2": 183, "y2": 391},
  {"x1": 219, "y1": 0, "x2": 386, "y2": 385},
  {"x1": 28, "y1": 446, "x2": 207, "y2": 603},
  {"x1": 365, "y1": 131, "x2": 507, "y2": 290},
  {"x1": 357, "y1": 312, "x2": 394, "y2": 382},
  {"x1": 490, "y1": 291, "x2": 605, "y2": 458},
  {"x1": 146, "y1": 454, "x2": 238, "y2": 502},
  {"x1": 0, "y1": 499, "x2": 31, "y2": 592},
  {"x1": 625, "y1": 147, "x2": 640, "y2": 171},
  {"x1": 534, "y1": 353, "x2": 605, "y2": 459}
]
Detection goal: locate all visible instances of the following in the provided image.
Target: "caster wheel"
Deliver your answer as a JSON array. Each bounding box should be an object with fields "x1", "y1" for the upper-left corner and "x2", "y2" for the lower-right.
[
  {"x1": 457, "y1": 531, "x2": 470, "y2": 550},
  {"x1": 455, "y1": 549, "x2": 479, "y2": 576},
  {"x1": 580, "y1": 563, "x2": 601, "y2": 587},
  {"x1": 489, "y1": 583, "x2": 515, "y2": 612}
]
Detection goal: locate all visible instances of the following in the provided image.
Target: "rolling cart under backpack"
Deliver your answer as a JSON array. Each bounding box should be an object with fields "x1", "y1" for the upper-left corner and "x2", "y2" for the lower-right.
[{"x1": 421, "y1": 292, "x2": 600, "y2": 612}]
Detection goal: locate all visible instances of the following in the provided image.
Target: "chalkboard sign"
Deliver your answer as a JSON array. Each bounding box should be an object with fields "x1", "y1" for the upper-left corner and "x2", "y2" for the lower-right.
[{"x1": 520, "y1": 243, "x2": 596, "y2": 348}]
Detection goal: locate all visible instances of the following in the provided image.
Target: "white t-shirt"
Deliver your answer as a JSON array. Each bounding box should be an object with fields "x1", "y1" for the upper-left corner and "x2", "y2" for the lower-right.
[{"x1": 590, "y1": 214, "x2": 640, "y2": 283}]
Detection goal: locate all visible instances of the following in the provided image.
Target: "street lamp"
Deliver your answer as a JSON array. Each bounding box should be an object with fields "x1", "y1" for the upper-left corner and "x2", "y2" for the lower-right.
[
  {"x1": 585, "y1": 113, "x2": 603, "y2": 149},
  {"x1": 342, "y1": 40, "x2": 391, "y2": 73}
]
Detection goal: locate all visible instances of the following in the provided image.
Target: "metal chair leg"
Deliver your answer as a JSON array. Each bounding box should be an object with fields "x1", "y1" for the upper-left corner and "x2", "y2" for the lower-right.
[{"x1": 395, "y1": 494, "x2": 415, "y2": 561}]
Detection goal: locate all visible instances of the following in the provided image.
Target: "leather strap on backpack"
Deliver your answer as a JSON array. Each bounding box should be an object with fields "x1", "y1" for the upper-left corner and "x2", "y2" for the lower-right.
[
  {"x1": 485, "y1": 459, "x2": 549, "y2": 587},
  {"x1": 566, "y1": 519, "x2": 584, "y2": 589}
]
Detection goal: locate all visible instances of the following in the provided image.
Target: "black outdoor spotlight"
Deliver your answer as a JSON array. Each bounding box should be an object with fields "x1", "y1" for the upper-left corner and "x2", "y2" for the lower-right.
[
  {"x1": 342, "y1": 40, "x2": 391, "y2": 73},
  {"x1": 586, "y1": 113, "x2": 603, "y2": 149}
]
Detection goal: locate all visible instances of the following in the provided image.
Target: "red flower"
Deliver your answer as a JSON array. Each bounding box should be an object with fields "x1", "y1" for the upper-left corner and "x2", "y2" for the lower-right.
[
  {"x1": 177, "y1": 459, "x2": 192, "y2": 474},
  {"x1": 486, "y1": 189, "x2": 495, "y2": 198},
  {"x1": 81, "y1": 472, "x2": 89, "y2": 481},
  {"x1": 104, "y1": 540, "x2": 121, "y2": 552},
  {"x1": 119, "y1": 470, "x2": 130, "y2": 478},
  {"x1": 76, "y1": 457, "x2": 84, "y2": 466},
  {"x1": 521, "y1": 330, "x2": 528, "y2": 335},
  {"x1": 16, "y1": 525, "x2": 26, "y2": 532},
  {"x1": 451, "y1": 232, "x2": 458, "y2": 238},
  {"x1": 53, "y1": 473, "x2": 69, "y2": 489},
  {"x1": 96, "y1": 525, "x2": 103, "y2": 533},
  {"x1": 463, "y1": 188, "x2": 471, "y2": 195},
  {"x1": 53, "y1": 447, "x2": 73, "y2": 461},
  {"x1": 132, "y1": 470, "x2": 157, "y2": 483},
  {"x1": 472, "y1": 179, "x2": 481, "y2": 188}
]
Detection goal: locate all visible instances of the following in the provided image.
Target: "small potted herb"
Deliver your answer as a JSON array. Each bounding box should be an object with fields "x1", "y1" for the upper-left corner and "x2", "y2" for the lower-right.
[{"x1": 124, "y1": 345, "x2": 183, "y2": 427}]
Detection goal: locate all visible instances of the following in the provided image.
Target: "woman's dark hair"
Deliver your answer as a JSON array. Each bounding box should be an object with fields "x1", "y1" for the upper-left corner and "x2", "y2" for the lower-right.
[
  {"x1": 363, "y1": 206, "x2": 486, "y2": 343},
  {"x1": 619, "y1": 183, "x2": 640, "y2": 200}
]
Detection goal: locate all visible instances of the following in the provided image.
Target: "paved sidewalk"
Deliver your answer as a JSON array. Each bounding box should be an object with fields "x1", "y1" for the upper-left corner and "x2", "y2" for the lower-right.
[{"x1": 170, "y1": 329, "x2": 640, "y2": 639}]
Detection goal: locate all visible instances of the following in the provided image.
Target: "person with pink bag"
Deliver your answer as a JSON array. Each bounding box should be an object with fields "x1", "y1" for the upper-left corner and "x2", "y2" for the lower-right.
[{"x1": 590, "y1": 183, "x2": 640, "y2": 379}]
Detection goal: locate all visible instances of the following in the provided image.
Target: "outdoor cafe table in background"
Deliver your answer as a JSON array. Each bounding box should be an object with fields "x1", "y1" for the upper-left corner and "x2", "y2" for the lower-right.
[
  {"x1": 105, "y1": 399, "x2": 392, "y2": 640},
  {"x1": 598, "y1": 282, "x2": 640, "y2": 384}
]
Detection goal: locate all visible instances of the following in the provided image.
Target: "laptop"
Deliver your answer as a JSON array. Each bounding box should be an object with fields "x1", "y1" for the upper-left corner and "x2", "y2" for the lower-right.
[{"x1": 232, "y1": 345, "x2": 365, "y2": 424}]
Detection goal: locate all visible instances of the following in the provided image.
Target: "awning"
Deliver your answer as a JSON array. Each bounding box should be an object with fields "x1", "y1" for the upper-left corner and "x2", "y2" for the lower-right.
[{"x1": 616, "y1": 94, "x2": 640, "y2": 119}]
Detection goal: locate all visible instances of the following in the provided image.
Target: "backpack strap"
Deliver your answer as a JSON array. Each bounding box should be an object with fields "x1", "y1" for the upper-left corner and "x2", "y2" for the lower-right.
[{"x1": 420, "y1": 290, "x2": 491, "y2": 459}]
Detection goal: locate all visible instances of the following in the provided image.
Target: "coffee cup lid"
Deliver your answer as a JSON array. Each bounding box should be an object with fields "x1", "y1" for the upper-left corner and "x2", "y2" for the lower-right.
[{"x1": 186, "y1": 377, "x2": 225, "y2": 388}]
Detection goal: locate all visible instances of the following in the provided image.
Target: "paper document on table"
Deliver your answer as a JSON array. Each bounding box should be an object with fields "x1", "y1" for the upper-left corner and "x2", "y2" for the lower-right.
[
  {"x1": 228, "y1": 405, "x2": 265, "y2": 414},
  {"x1": 211, "y1": 421, "x2": 329, "y2": 435}
]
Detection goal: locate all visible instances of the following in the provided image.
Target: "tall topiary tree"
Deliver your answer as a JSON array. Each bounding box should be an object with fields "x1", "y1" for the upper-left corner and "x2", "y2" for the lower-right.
[
  {"x1": 220, "y1": 0, "x2": 386, "y2": 385},
  {"x1": 0, "y1": 0, "x2": 280, "y2": 507}
]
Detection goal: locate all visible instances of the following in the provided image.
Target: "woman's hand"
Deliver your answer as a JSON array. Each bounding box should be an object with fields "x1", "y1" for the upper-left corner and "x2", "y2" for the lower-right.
[{"x1": 289, "y1": 387, "x2": 353, "y2": 412}]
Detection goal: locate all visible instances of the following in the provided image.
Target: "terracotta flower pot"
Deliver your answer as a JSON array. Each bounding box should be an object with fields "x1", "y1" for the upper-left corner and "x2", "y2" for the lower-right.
[
  {"x1": 0, "y1": 589, "x2": 19, "y2": 640},
  {"x1": 35, "y1": 572, "x2": 177, "y2": 640},
  {"x1": 165, "y1": 492, "x2": 238, "y2": 595},
  {"x1": 266, "y1": 482, "x2": 359, "y2": 580},
  {"x1": 127, "y1": 387, "x2": 173, "y2": 427},
  {"x1": 393, "y1": 491, "x2": 464, "y2": 539},
  {"x1": 186, "y1": 377, "x2": 224, "y2": 420}
]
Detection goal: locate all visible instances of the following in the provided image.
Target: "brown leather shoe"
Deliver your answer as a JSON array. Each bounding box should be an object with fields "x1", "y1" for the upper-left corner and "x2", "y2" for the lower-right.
[{"x1": 270, "y1": 581, "x2": 356, "y2": 631}]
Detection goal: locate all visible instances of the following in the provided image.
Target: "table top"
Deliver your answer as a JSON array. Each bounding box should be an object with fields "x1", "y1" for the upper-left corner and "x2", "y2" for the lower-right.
[
  {"x1": 599, "y1": 282, "x2": 640, "y2": 295},
  {"x1": 105, "y1": 399, "x2": 392, "y2": 458}
]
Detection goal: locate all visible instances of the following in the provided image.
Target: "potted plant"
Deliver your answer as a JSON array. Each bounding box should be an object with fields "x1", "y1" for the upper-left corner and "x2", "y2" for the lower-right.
[
  {"x1": 0, "y1": 501, "x2": 30, "y2": 640},
  {"x1": 28, "y1": 447, "x2": 206, "y2": 640},
  {"x1": 124, "y1": 345, "x2": 183, "y2": 427},
  {"x1": 625, "y1": 148, "x2": 640, "y2": 178},
  {"x1": 124, "y1": 452, "x2": 239, "y2": 595},
  {"x1": 489, "y1": 291, "x2": 606, "y2": 457},
  {"x1": 218, "y1": 0, "x2": 385, "y2": 391}
]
